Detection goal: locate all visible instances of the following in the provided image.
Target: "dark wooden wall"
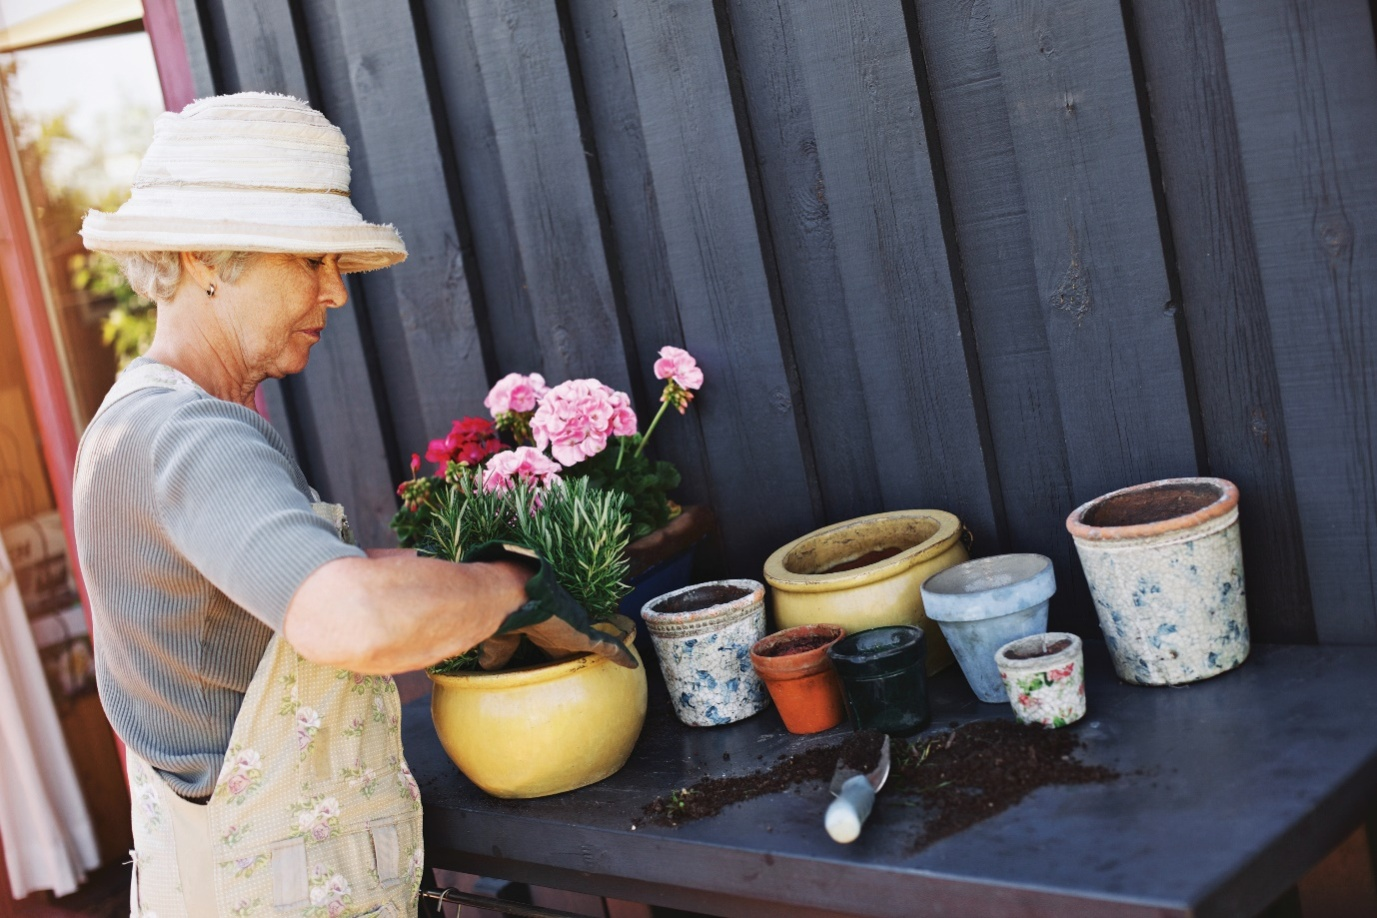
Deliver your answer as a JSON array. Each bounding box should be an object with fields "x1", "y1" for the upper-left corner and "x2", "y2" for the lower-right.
[{"x1": 171, "y1": 0, "x2": 1377, "y2": 645}]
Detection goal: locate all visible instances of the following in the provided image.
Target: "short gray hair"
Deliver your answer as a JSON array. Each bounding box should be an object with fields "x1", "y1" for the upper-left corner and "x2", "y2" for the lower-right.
[{"x1": 109, "y1": 251, "x2": 259, "y2": 302}]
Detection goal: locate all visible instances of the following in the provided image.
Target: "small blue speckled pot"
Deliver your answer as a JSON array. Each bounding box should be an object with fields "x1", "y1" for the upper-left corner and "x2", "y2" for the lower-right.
[
  {"x1": 642, "y1": 580, "x2": 770, "y2": 727},
  {"x1": 1068, "y1": 478, "x2": 1250, "y2": 686}
]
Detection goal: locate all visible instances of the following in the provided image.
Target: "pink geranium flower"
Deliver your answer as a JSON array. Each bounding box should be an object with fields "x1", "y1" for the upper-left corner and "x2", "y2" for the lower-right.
[
  {"x1": 530, "y1": 379, "x2": 637, "y2": 467},
  {"x1": 484, "y1": 372, "x2": 549, "y2": 416},
  {"x1": 425, "y1": 417, "x2": 504, "y2": 470},
  {"x1": 653, "y1": 346, "x2": 704, "y2": 390},
  {"x1": 482, "y1": 447, "x2": 563, "y2": 493}
]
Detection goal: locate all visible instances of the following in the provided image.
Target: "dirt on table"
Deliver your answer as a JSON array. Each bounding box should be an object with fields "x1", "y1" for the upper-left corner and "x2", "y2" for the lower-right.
[{"x1": 640, "y1": 720, "x2": 1116, "y2": 852}]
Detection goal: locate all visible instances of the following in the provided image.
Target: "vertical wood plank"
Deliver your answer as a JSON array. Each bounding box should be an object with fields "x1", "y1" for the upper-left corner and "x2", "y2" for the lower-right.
[
  {"x1": 1215, "y1": 0, "x2": 1377, "y2": 642},
  {"x1": 172, "y1": 0, "x2": 219, "y2": 97},
  {"x1": 298, "y1": 0, "x2": 491, "y2": 474},
  {"x1": 565, "y1": 0, "x2": 713, "y2": 508},
  {"x1": 203, "y1": 0, "x2": 398, "y2": 547},
  {"x1": 462, "y1": 1, "x2": 630, "y2": 390},
  {"x1": 1128, "y1": 0, "x2": 1316, "y2": 642},
  {"x1": 612, "y1": 0, "x2": 816, "y2": 573},
  {"x1": 988, "y1": 0, "x2": 1199, "y2": 503},
  {"x1": 912, "y1": 0, "x2": 1087, "y2": 625},
  {"x1": 721, "y1": 0, "x2": 885, "y2": 524},
  {"x1": 419, "y1": 0, "x2": 543, "y2": 378},
  {"x1": 781, "y1": 0, "x2": 999, "y2": 543}
]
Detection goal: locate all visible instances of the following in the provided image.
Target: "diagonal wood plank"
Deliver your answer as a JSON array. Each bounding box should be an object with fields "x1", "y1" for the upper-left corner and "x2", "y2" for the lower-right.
[
  {"x1": 613, "y1": 0, "x2": 816, "y2": 574},
  {"x1": 1215, "y1": 0, "x2": 1377, "y2": 642}
]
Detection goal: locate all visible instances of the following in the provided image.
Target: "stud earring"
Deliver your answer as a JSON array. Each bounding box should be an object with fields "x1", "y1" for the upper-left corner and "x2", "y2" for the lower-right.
[{"x1": 206, "y1": 283, "x2": 216, "y2": 297}]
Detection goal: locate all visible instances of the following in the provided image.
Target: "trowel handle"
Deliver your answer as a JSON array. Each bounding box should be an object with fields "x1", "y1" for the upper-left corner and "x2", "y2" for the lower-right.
[{"x1": 825, "y1": 774, "x2": 876, "y2": 843}]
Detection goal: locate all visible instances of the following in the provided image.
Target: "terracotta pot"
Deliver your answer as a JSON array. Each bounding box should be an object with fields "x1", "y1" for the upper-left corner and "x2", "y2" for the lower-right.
[
  {"x1": 428, "y1": 618, "x2": 647, "y2": 798},
  {"x1": 1067, "y1": 477, "x2": 1249, "y2": 686},
  {"x1": 750, "y1": 624, "x2": 847, "y2": 734},
  {"x1": 642, "y1": 579, "x2": 770, "y2": 726},
  {"x1": 762, "y1": 510, "x2": 968, "y2": 674}
]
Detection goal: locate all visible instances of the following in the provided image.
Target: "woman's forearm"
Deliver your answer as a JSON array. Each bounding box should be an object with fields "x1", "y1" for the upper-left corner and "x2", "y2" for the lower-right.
[{"x1": 283, "y1": 554, "x2": 530, "y2": 673}]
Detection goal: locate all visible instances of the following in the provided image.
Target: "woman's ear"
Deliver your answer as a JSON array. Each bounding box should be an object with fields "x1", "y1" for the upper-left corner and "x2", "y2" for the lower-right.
[{"x1": 179, "y1": 251, "x2": 216, "y2": 295}]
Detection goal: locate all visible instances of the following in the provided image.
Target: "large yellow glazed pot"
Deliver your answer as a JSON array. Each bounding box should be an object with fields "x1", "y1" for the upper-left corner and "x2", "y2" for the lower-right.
[
  {"x1": 428, "y1": 621, "x2": 647, "y2": 798},
  {"x1": 763, "y1": 510, "x2": 968, "y2": 674}
]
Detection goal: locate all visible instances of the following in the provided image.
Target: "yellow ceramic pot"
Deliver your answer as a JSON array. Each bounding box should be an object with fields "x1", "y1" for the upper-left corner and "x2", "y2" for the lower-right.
[
  {"x1": 762, "y1": 510, "x2": 968, "y2": 674},
  {"x1": 428, "y1": 621, "x2": 647, "y2": 798}
]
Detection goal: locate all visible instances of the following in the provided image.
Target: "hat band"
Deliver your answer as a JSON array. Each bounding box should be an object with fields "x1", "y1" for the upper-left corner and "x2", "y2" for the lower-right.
[{"x1": 131, "y1": 181, "x2": 350, "y2": 198}]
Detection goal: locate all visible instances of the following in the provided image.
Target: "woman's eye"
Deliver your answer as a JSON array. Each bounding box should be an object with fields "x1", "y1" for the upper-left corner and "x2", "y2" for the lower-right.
[{"x1": 306, "y1": 257, "x2": 325, "y2": 269}]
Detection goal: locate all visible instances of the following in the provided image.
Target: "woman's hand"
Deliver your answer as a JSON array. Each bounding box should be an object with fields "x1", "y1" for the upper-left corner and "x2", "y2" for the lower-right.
[{"x1": 283, "y1": 553, "x2": 532, "y2": 673}]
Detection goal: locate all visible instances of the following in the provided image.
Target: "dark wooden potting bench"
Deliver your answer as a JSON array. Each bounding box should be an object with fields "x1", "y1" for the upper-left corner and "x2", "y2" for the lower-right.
[{"x1": 407, "y1": 641, "x2": 1377, "y2": 918}]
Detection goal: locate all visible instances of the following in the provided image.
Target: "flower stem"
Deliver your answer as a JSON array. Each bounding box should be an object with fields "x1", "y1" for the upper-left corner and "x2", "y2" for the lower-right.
[
  {"x1": 615, "y1": 434, "x2": 629, "y2": 471},
  {"x1": 635, "y1": 399, "x2": 672, "y2": 459}
]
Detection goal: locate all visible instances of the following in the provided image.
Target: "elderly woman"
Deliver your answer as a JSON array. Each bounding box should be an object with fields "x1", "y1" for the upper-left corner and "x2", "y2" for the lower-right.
[{"x1": 74, "y1": 93, "x2": 629, "y2": 918}]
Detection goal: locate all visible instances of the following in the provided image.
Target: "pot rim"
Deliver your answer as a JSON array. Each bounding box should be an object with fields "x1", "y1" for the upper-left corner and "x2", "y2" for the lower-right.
[
  {"x1": 763, "y1": 510, "x2": 963, "y2": 592},
  {"x1": 641, "y1": 578, "x2": 765, "y2": 629},
  {"x1": 1066, "y1": 477, "x2": 1239, "y2": 543},
  {"x1": 920, "y1": 553, "x2": 1055, "y2": 622},
  {"x1": 750, "y1": 624, "x2": 846, "y2": 677},
  {"x1": 828, "y1": 624, "x2": 925, "y2": 670},
  {"x1": 427, "y1": 620, "x2": 636, "y2": 689},
  {"x1": 994, "y1": 631, "x2": 1083, "y2": 672}
]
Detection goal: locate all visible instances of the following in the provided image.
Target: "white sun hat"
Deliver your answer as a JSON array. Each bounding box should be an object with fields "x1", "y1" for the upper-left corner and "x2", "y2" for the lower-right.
[{"x1": 80, "y1": 92, "x2": 406, "y2": 273}]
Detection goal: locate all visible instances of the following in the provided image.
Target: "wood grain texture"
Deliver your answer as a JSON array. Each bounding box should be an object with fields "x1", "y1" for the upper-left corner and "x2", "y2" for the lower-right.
[
  {"x1": 1215, "y1": 0, "x2": 1377, "y2": 642},
  {"x1": 420, "y1": 0, "x2": 543, "y2": 378},
  {"x1": 199, "y1": 0, "x2": 398, "y2": 547},
  {"x1": 989, "y1": 0, "x2": 1199, "y2": 503},
  {"x1": 565, "y1": 0, "x2": 714, "y2": 510},
  {"x1": 612, "y1": 0, "x2": 816, "y2": 574},
  {"x1": 780, "y1": 0, "x2": 998, "y2": 545},
  {"x1": 172, "y1": 0, "x2": 219, "y2": 97},
  {"x1": 1128, "y1": 0, "x2": 1316, "y2": 643},
  {"x1": 913, "y1": 0, "x2": 1088, "y2": 629},
  {"x1": 721, "y1": 0, "x2": 885, "y2": 524},
  {"x1": 298, "y1": 0, "x2": 490, "y2": 477},
  {"x1": 463, "y1": 0, "x2": 630, "y2": 390}
]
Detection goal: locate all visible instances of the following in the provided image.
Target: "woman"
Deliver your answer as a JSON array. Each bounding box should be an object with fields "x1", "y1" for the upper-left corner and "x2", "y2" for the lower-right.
[{"x1": 74, "y1": 93, "x2": 630, "y2": 918}]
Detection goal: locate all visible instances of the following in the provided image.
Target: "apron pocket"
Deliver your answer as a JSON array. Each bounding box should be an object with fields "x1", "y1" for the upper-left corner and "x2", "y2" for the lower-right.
[
  {"x1": 269, "y1": 837, "x2": 309, "y2": 908},
  {"x1": 367, "y1": 820, "x2": 401, "y2": 887}
]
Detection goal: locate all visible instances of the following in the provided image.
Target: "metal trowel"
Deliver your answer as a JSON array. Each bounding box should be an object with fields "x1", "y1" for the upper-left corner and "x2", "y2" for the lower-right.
[{"x1": 825, "y1": 735, "x2": 891, "y2": 843}]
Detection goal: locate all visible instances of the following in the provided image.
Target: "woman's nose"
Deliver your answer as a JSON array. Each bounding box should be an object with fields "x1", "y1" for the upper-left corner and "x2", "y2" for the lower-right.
[{"x1": 322, "y1": 256, "x2": 348, "y2": 308}]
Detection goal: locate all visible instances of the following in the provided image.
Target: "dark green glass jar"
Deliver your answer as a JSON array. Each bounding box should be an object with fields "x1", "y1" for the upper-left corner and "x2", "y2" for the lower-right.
[{"x1": 827, "y1": 625, "x2": 930, "y2": 736}]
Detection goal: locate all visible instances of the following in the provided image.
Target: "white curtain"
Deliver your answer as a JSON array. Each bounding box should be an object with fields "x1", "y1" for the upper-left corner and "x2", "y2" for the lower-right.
[{"x1": 0, "y1": 530, "x2": 100, "y2": 898}]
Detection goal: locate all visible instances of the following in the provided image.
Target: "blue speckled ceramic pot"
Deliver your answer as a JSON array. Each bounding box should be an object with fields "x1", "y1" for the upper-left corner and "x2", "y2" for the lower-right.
[
  {"x1": 920, "y1": 554, "x2": 1056, "y2": 702},
  {"x1": 1067, "y1": 477, "x2": 1250, "y2": 686},
  {"x1": 642, "y1": 580, "x2": 770, "y2": 726}
]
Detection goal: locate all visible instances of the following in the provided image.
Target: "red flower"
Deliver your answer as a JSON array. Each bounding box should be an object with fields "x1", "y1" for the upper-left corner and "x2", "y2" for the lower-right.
[
  {"x1": 1048, "y1": 663, "x2": 1075, "y2": 683},
  {"x1": 425, "y1": 417, "x2": 504, "y2": 470}
]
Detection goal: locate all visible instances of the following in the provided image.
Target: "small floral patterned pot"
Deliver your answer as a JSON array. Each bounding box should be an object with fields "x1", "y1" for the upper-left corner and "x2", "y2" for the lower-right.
[
  {"x1": 642, "y1": 580, "x2": 770, "y2": 726},
  {"x1": 1067, "y1": 477, "x2": 1249, "y2": 686},
  {"x1": 995, "y1": 632, "x2": 1086, "y2": 728}
]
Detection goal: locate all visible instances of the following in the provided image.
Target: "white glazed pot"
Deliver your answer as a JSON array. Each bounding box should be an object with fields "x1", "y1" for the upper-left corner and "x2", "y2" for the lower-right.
[
  {"x1": 995, "y1": 632, "x2": 1086, "y2": 728},
  {"x1": 641, "y1": 580, "x2": 770, "y2": 726},
  {"x1": 1066, "y1": 477, "x2": 1249, "y2": 686}
]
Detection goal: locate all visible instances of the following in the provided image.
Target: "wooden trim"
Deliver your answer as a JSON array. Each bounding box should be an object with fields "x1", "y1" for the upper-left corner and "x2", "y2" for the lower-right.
[{"x1": 141, "y1": 0, "x2": 197, "y2": 111}]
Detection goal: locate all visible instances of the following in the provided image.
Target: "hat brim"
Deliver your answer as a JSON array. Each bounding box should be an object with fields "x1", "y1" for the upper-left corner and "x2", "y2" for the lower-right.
[{"x1": 80, "y1": 189, "x2": 407, "y2": 274}]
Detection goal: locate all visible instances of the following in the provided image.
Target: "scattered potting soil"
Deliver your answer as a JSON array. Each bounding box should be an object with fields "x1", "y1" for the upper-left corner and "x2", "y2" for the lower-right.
[
  {"x1": 820, "y1": 546, "x2": 904, "y2": 574},
  {"x1": 757, "y1": 633, "x2": 835, "y2": 656},
  {"x1": 653, "y1": 583, "x2": 751, "y2": 614},
  {"x1": 1003, "y1": 637, "x2": 1073, "y2": 660},
  {"x1": 640, "y1": 721, "x2": 1117, "y2": 852}
]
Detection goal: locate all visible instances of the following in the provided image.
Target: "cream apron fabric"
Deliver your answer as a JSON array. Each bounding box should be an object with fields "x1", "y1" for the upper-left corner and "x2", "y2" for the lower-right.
[{"x1": 87, "y1": 364, "x2": 423, "y2": 917}]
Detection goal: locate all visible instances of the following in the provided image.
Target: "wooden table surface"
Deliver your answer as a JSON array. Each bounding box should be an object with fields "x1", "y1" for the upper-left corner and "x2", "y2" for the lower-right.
[{"x1": 406, "y1": 641, "x2": 1377, "y2": 917}]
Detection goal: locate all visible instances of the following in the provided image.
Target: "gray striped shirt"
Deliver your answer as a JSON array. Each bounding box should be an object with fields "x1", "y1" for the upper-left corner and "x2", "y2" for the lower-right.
[{"x1": 73, "y1": 361, "x2": 364, "y2": 798}]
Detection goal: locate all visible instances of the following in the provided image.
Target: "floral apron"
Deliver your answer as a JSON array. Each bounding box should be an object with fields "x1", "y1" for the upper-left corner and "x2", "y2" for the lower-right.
[{"x1": 82, "y1": 364, "x2": 424, "y2": 918}]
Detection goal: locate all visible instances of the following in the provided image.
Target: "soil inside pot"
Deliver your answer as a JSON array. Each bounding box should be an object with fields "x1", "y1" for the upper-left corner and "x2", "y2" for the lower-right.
[
  {"x1": 820, "y1": 546, "x2": 904, "y2": 574},
  {"x1": 1003, "y1": 638, "x2": 1073, "y2": 660},
  {"x1": 639, "y1": 720, "x2": 1116, "y2": 851},
  {"x1": 654, "y1": 583, "x2": 752, "y2": 615},
  {"x1": 1081, "y1": 482, "x2": 1220, "y2": 527},
  {"x1": 758, "y1": 633, "x2": 836, "y2": 657}
]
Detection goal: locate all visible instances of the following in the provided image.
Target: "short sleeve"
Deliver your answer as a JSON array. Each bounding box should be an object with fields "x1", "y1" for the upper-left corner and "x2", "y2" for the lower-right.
[{"x1": 150, "y1": 397, "x2": 366, "y2": 631}]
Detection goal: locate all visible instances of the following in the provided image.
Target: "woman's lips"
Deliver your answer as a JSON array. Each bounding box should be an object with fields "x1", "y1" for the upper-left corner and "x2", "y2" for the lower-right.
[{"x1": 299, "y1": 327, "x2": 323, "y2": 342}]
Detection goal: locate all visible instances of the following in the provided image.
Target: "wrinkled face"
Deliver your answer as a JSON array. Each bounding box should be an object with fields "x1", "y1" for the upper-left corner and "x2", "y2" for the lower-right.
[{"x1": 220, "y1": 253, "x2": 348, "y2": 378}]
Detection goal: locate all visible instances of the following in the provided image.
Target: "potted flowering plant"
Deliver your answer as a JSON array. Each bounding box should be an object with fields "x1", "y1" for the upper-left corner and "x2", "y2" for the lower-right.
[{"x1": 393, "y1": 347, "x2": 713, "y2": 639}]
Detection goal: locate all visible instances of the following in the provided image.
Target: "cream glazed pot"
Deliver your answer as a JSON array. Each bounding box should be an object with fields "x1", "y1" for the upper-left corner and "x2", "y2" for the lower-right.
[{"x1": 1067, "y1": 477, "x2": 1249, "y2": 686}]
